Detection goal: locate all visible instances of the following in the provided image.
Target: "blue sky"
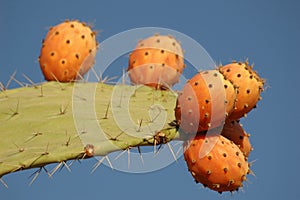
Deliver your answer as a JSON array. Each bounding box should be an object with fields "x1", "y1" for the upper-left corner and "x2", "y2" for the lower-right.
[{"x1": 1, "y1": 0, "x2": 300, "y2": 199}]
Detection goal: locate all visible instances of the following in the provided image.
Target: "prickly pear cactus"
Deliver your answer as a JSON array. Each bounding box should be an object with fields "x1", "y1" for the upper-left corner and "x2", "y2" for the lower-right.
[{"x1": 0, "y1": 60, "x2": 265, "y2": 194}]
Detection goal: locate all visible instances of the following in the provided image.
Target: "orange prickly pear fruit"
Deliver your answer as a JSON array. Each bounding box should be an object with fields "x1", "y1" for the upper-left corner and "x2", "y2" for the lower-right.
[
  {"x1": 128, "y1": 34, "x2": 185, "y2": 90},
  {"x1": 175, "y1": 70, "x2": 237, "y2": 133},
  {"x1": 219, "y1": 61, "x2": 264, "y2": 120},
  {"x1": 221, "y1": 121, "x2": 252, "y2": 157},
  {"x1": 183, "y1": 134, "x2": 249, "y2": 193},
  {"x1": 39, "y1": 20, "x2": 98, "y2": 82}
]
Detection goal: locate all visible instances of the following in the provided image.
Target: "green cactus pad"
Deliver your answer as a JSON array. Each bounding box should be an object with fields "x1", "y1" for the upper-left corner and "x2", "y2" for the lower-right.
[{"x1": 0, "y1": 82, "x2": 179, "y2": 177}]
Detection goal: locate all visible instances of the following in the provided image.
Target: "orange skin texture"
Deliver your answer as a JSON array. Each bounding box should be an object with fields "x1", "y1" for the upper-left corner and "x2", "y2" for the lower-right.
[
  {"x1": 184, "y1": 134, "x2": 249, "y2": 192},
  {"x1": 221, "y1": 121, "x2": 252, "y2": 157},
  {"x1": 221, "y1": 73, "x2": 237, "y2": 116},
  {"x1": 219, "y1": 62, "x2": 264, "y2": 120},
  {"x1": 175, "y1": 70, "x2": 237, "y2": 133},
  {"x1": 39, "y1": 20, "x2": 97, "y2": 82},
  {"x1": 128, "y1": 35, "x2": 184, "y2": 89}
]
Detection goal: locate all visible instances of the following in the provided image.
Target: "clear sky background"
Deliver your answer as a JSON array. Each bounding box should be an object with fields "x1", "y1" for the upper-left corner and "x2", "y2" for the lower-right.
[{"x1": 0, "y1": 0, "x2": 299, "y2": 199}]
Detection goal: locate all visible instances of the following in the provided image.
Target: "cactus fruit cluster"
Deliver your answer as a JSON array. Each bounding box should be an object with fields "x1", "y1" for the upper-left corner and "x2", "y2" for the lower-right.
[
  {"x1": 175, "y1": 62, "x2": 264, "y2": 134},
  {"x1": 128, "y1": 34, "x2": 185, "y2": 89},
  {"x1": 39, "y1": 20, "x2": 98, "y2": 82},
  {"x1": 175, "y1": 61, "x2": 264, "y2": 193},
  {"x1": 1, "y1": 20, "x2": 266, "y2": 194}
]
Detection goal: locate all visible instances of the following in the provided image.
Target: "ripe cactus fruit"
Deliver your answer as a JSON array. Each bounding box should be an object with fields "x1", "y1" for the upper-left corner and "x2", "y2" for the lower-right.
[
  {"x1": 183, "y1": 134, "x2": 249, "y2": 193},
  {"x1": 39, "y1": 20, "x2": 98, "y2": 82},
  {"x1": 219, "y1": 61, "x2": 264, "y2": 120},
  {"x1": 221, "y1": 121, "x2": 252, "y2": 157},
  {"x1": 128, "y1": 34, "x2": 185, "y2": 89},
  {"x1": 175, "y1": 70, "x2": 237, "y2": 133}
]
